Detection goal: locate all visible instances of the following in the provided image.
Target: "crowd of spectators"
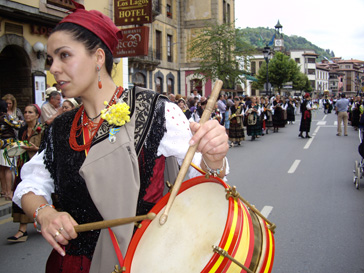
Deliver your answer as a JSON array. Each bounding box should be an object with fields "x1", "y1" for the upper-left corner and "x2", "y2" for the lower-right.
[
  {"x1": 171, "y1": 90, "x2": 304, "y2": 147},
  {"x1": 0, "y1": 86, "x2": 80, "y2": 243}
]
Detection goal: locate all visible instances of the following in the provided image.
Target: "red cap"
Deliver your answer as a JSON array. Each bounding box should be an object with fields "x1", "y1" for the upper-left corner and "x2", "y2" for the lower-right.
[
  {"x1": 304, "y1": 93, "x2": 310, "y2": 98},
  {"x1": 59, "y1": 1, "x2": 122, "y2": 54}
]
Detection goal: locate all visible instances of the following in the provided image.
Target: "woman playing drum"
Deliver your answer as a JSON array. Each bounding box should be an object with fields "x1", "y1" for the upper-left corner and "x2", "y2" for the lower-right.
[{"x1": 13, "y1": 2, "x2": 229, "y2": 273}]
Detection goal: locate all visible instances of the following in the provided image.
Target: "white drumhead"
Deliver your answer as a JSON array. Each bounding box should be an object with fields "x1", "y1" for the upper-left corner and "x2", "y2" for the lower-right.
[
  {"x1": 7, "y1": 146, "x2": 25, "y2": 157},
  {"x1": 130, "y1": 182, "x2": 229, "y2": 273}
]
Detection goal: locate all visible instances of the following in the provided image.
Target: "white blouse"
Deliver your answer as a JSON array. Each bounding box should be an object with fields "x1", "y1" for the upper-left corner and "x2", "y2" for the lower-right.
[{"x1": 14, "y1": 101, "x2": 229, "y2": 208}]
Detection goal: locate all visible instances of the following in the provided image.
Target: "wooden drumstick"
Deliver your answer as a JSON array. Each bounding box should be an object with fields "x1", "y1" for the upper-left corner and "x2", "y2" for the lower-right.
[
  {"x1": 159, "y1": 79, "x2": 223, "y2": 225},
  {"x1": 74, "y1": 213, "x2": 156, "y2": 233}
]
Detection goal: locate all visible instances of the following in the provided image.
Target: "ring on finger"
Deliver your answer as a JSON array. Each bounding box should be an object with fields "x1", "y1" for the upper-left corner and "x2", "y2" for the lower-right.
[
  {"x1": 58, "y1": 227, "x2": 64, "y2": 233},
  {"x1": 54, "y1": 231, "x2": 60, "y2": 238}
]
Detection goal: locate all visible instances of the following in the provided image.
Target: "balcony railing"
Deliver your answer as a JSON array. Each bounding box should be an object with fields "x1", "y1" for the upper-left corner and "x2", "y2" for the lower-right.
[{"x1": 129, "y1": 49, "x2": 161, "y2": 71}]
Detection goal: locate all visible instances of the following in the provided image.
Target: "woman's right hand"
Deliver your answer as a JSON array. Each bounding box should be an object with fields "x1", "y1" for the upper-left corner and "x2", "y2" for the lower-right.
[{"x1": 37, "y1": 207, "x2": 78, "y2": 256}]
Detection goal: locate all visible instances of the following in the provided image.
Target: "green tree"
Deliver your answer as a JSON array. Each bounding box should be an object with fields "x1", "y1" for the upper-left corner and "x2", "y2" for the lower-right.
[
  {"x1": 254, "y1": 52, "x2": 300, "y2": 94},
  {"x1": 292, "y1": 71, "x2": 312, "y2": 93},
  {"x1": 188, "y1": 23, "x2": 255, "y2": 89}
]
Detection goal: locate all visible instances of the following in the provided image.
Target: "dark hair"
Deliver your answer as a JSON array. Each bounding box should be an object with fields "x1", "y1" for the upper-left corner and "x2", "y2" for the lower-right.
[
  {"x1": 51, "y1": 23, "x2": 114, "y2": 76},
  {"x1": 49, "y1": 91, "x2": 61, "y2": 99},
  {"x1": 341, "y1": 93, "x2": 346, "y2": 98},
  {"x1": 0, "y1": 100, "x2": 7, "y2": 113}
]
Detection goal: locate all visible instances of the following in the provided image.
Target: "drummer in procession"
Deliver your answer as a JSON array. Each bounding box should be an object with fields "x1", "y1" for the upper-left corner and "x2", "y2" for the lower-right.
[{"x1": 13, "y1": 3, "x2": 229, "y2": 273}]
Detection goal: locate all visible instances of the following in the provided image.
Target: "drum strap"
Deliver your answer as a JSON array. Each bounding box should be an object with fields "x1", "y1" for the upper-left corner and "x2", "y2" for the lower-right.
[{"x1": 108, "y1": 227, "x2": 125, "y2": 271}]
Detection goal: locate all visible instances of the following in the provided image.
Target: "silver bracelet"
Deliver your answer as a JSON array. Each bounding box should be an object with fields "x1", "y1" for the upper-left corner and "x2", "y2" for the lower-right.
[
  {"x1": 202, "y1": 157, "x2": 226, "y2": 177},
  {"x1": 33, "y1": 204, "x2": 55, "y2": 233}
]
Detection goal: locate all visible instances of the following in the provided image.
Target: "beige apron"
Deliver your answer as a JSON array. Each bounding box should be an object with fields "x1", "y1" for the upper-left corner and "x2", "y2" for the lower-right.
[{"x1": 79, "y1": 112, "x2": 140, "y2": 273}]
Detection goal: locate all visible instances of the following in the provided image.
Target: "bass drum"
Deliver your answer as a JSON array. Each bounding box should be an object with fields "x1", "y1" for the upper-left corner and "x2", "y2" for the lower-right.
[{"x1": 124, "y1": 176, "x2": 275, "y2": 273}]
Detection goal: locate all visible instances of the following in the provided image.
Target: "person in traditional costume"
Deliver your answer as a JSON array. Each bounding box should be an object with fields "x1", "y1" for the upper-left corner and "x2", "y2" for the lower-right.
[
  {"x1": 322, "y1": 96, "x2": 331, "y2": 114},
  {"x1": 286, "y1": 96, "x2": 296, "y2": 124},
  {"x1": 228, "y1": 97, "x2": 245, "y2": 147},
  {"x1": 272, "y1": 94, "x2": 285, "y2": 132},
  {"x1": 281, "y1": 97, "x2": 288, "y2": 126},
  {"x1": 13, "y1": 3, "x2": 229, "y2": 273},
  {"x1": 246, "y1": 96, "x2": 262, "y2": 141},
  {"x1": 258, "y1": 97, "x2": 266, "y2": 136},
  {"x1": 351, "y1": 96, "x2": 361, "y2": 131},
  {"x1": 263, "y1": 97, "x2": 273, "y2": 134},
  {"x1": 299, "y1": 93, "x2": 313, "y2": 138},
  {"x1": 0, "y1": 100, "x2": 21, "y2": 201},
  {"x1": 7, "y1": 104, "x2": 44, "y2": 242}
]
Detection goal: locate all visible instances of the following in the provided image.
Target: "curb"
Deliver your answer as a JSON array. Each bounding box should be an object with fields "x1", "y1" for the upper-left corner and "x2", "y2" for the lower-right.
[{"x1": 0, "y1": 203, "x2": 11, "y2": 217}]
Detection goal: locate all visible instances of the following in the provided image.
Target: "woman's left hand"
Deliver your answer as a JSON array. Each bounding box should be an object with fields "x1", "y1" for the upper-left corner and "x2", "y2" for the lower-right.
[{"x1": 189, "y1": 119, "x2": 228, "y2": 164}]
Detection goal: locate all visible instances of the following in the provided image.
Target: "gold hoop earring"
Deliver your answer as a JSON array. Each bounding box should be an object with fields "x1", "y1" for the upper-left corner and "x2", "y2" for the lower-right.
[{"x1": 96, "y1": 65, "x2": 102, "y2": 89}]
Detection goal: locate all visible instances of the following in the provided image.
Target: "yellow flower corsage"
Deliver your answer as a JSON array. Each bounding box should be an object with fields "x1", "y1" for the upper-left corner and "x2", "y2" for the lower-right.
[{"x1": 101, "y1": 100, "x2": 131, "y2": 126}]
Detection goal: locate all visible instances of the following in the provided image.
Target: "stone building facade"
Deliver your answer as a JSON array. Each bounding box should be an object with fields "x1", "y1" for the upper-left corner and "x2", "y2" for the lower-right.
[
  {"x1": 130, "y1": 0, "x2": 235, "y2": 97},
  {"x1": 0, "y1": 0, "x2": 126, "y2": 110}
]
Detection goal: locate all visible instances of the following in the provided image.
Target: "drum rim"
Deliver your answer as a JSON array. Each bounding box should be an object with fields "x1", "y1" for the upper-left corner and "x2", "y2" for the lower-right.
[
  {"x1": 247, "y1": 210, "x2": 264, "y2": 272},
  {"x1": 255, "y1": 217, "x2": 275, "y2": 273}
]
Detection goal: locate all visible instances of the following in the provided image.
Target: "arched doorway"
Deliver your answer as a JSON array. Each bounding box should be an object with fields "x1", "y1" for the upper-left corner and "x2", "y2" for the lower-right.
[
  {"x1": 190, "y1": 79, "x2": 202, "y2": 95},
  {"x1": 0, "y1": 44, "x2": 32, "y2": 110}
]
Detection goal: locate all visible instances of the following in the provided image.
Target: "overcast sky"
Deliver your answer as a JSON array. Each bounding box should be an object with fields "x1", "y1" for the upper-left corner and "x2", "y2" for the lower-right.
[{"x1": 235, "y1": 0, "x2": 364, "y2": 61}]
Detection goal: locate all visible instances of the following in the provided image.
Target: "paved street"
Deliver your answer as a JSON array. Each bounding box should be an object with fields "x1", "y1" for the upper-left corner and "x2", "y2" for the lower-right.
[
  {"x1": 1, "y1": 109, "x2": 364, "y2": 272},
  {"x1": 227, "y1": 110, "x2": 364, "y2": 273}
]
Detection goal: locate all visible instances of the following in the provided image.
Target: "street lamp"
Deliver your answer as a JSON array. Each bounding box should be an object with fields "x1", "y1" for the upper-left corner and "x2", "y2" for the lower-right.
[{"x1": 263, "y1": 46, "x2": 272, "y2": 96}]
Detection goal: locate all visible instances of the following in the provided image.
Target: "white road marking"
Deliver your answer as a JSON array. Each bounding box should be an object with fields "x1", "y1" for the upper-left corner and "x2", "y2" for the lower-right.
[
  {"x1": 304, "y1": 137, "x2": 314, "y2": 149},
  {"x1": 288, "y1": 160, "x2": 301, "y2": 173},
  {"x1": 261, "y1": 206, "x2": 273, "y2": 218},
  {"x1": 323, "y1": 115, "x2": 327, "y2": 121},
  {"x1": 313, "y1": 126, "x2": 321, "y2": 135},
  {"x1": 317, "y1": 121, "x2": 326, "y2": 126},
  {"x1": 334, "y1": 121, "x2": 337, "y2": 126}
]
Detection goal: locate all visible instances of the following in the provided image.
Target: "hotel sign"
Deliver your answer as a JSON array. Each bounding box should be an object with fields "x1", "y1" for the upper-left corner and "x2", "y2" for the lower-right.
[
  {"x1": 114, "y1": 0, "x2": 152, "y2": 26},
  {"x1": 114, "y1": 26, "x2": 149, "y2": 57}
]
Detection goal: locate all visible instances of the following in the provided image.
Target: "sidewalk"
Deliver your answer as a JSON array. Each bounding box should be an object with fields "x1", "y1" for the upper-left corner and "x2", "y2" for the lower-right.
[{"x1": 0, "y1": 196, "x2": 12, "y2": 217}]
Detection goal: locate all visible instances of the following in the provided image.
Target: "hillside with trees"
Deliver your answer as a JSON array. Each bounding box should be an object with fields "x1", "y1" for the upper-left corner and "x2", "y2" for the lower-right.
[{"x1": 237, "y1": 27, "x2": 335, "y2": 62}]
